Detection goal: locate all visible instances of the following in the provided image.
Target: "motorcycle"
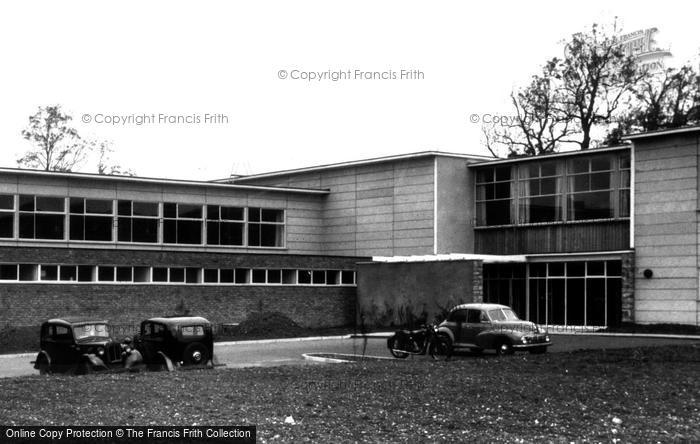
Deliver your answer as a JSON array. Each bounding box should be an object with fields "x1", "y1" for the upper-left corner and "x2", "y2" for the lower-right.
[{"x1": 387, "y1": 323, "x2": 452, "y2": 360}]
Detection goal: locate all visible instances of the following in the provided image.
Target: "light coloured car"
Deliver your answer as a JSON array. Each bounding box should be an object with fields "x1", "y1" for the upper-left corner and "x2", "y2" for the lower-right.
[{"x1": 437, "y1": 303, "x2": 551, "y2": 355}]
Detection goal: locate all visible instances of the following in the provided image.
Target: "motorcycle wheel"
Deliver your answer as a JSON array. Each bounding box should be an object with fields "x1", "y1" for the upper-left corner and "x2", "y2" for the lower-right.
[
  {"x1": 387, "y1": 336, "x2": 409, "y2": 359},
  {"x1": 428, "y1": 335, "x2": 452, "y2": 361}
]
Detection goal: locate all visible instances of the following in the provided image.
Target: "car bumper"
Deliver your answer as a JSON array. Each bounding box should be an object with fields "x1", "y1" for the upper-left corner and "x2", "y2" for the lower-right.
[{"x1": 512, "y1": 341, "x2": 552, "y2": 349}]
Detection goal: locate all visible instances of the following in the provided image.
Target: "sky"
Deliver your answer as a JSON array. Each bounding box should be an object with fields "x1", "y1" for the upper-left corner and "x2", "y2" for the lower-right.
[{"x1": 0, "y1": 1, "x2": 698, "y2": 180}]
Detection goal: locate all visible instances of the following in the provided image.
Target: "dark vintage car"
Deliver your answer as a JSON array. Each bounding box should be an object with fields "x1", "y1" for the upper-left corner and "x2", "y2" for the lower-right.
[
  {"x1": 135, "y1": 316, "x2": 215, "y2": 370},
  {"x1": 32, "y1": 318, "x2": 143, "y2": 374},
  {"x1": 437, "y1": 303, "x2": 552, "y2": 355}
]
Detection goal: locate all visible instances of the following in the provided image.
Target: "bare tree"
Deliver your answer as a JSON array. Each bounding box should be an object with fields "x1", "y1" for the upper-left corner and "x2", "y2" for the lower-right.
[
  {"x1": 483, "y1": 60, "x2": 577, "y2": 157},
  {"x1": 605, "y1": 64, "x2": 700, "y2": 145},
  {"x1": 19, "y1": 105, "x2": 88, "y2": 171},
  {"x1": 94, "y1": 140, "x2": 135, "y2": 176},
  {"x1": 559, "y1": 23, "x2": 644, "y2": 149}
]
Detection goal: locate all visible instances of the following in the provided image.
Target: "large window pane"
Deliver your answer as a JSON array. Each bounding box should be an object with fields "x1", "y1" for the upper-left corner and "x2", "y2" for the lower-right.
[
  {"x1": 566, "y1": 278, "x2": 585, "y2": 325},
  {"x1": 0, "y1": 195, "x2": 13, "y2": 210},
  {"x1": 586, "y1": 278, "x2": 606, "y2": 326},
  {"x1": 568, "y1": 191, "x2": 613, "y2": 220},
  {"x1": 606, "y1": 278, "x2": 622, "y2": 327},
  {"x1": 0, "y1": 213, "x2": 13, "y2": 238},
  {"x1": 84, "y1": 216, "x2": 112, "y2": 241},
  {"x1": 548, "y1": 280, "x2": 565, "y2": 325},
  {"x1": 35, "y1": 214, "x2": 64, "y2": 239},
  {"x1": 36, "y1": 197, "x2": 64, "y2": 212},
  {"x1": 177, "y1": 220, "x2": 202, "y2": 244},
  {"x1": 475, "y1": 167, "x2": 512, "y2": 226},
  {"x1": 132, "y1": 218, "x2": 158, "y2": 243}
]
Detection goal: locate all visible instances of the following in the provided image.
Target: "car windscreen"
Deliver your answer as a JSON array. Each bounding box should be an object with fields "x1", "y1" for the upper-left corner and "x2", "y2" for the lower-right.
[
  {"x1": 501, "y1": 309, "x2": 520, "y2": 321},
  {"x1": 73, "y1": 323, "x2": 110, "y2": 340},
  {"x1": 488, "y1": 309, "x2": 506, "y2": 322}
]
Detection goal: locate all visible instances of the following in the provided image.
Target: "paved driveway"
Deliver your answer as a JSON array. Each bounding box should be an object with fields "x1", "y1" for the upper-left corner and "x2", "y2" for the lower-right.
[{"x1": 0, "y1": 334, "x2": 697, "y2": 378}]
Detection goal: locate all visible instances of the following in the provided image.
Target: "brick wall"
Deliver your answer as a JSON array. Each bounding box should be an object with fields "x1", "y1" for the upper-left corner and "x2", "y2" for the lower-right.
[{"x1": 0, "y1": 247, "x2": 363, "y2": 329}]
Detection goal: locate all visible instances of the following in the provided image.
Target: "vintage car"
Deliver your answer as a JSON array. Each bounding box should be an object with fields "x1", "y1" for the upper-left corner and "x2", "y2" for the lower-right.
[
  {"x1": 32, "y1": 318, "x2": 142, "y2": 374},
  {"x1": 437, "y1": 303, "x2": 551, "y2": 355},
  {"x1": 134, "y1": 316, "x2": 215, "y2": 370}
]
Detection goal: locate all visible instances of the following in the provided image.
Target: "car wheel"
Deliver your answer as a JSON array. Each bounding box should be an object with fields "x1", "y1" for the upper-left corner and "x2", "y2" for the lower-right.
[
  {"x1": 37, "y1": 361, "x2": 51, "y2": 375},
  {"x1": 495, "y1": 339, "x2": 514, "y2": 356},
  {"x1": 529, "y1": 346, "x2": 547, "y2": 354},
  {"x1": 428, "y1": 335, "x2": 452, "y2": 361},
  {"x1": 182, "y1": 343, "x2": 210, "y2": 365},
  {"x1": 78, "y1": 361, "x2": 93, "y2": 375},
  {"x1": 387, "y1": 337, "x2": 409, "y2": 359}
]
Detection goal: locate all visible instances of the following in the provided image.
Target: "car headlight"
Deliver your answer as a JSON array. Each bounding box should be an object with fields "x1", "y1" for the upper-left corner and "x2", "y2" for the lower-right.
[
  {"x1": 545, "y1": 335, "x2": 550, "y2": 342},
  {"x1": 97, "y1": 347, "x2": 104, "y2": 356},
  {"x1": 521, "y1": 337, "x2": 529, "y2": 344}
]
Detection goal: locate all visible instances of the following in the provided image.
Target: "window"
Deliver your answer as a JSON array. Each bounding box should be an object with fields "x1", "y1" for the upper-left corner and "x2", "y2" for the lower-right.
[
  {"x1": 466, "y1": 309, "x2": 482, "y2": 323},
  {"x1": 116, "y1": 266, "x2": 133, "y2": 282},
  {"x1": 252, "y1": 269, "x2": 266, "y2": 283},
  {"x1": 204, "y1": 268, "x2": 218, "y2": 283},
  {"x1": 518, "y1": 161, "x2": 562, "y2": 223},
  {"x1": 185, "y1": 268, "x2": 200, "y2": 283},
  {"x1": 19, "y1": 195, "x2": 65, "y2": 240},
  {"x1": 206, "y1": 205, "x2": 244, "y2": 246},
  {"x1": 526, "y1": 260, "x2": 622, "y2": 327},
  {"x1": 341, "y1": 271, "x2": 355, "y2": 285},
  {"x1": 40, "y1": 265, "x2": 58, "y2": 281},
  {"x1": 69, "y1": 198, "x2": 113, "y2": 241},
  {"x1": 298, "y1": 270, "x2": 312, "y2": 284},
  {"x1": 98, "y1": 266, "x2": 115, "y2": 282},
  {"x1": 78, "y1": 265, "x2": 95, "y2": 282},
  {"x1": 169, "y1": 268, "x2": 185, "y2": 282},
  {"x1": 134, "y1": 267, "x2": 150, "y2": 282},
  {"x1": 327, "y1": 270, "x2": 340, "y2": 285},
  {"x1": 312, "y1": 270, "x2": 326, "y2": 285},
  {"x1": 0, "y1": 194, "x2": 14, "y2": 238},
  {"x1": 118, "y1": 200, "x2": 159, "y2": 243},
  {"x1": 60, "y1": 265, "x2": 77, "y2": 281},
  {"x1": 234, "y1": 268, "x2": 249, "y2": 284},
  {"x1": 476, "y1": 166, "x2": 512, "y2": 226},
  {"x1": 447, "y1": 309, "x2": 467, "y2": 323},
  {"x1": 0, "y1": 264, "x2": 18, "y2": 280},
  {"x1": 0, "y1": 263, "x2": 357, "y2": 287},
  {"x1": 181, "y1": 325, "x2": 205, "y2": 337},
  {"x1": 248, "y1": 208, "x2": 284, "y2": 247},
  {"x1": 153, "y1": 267, "x2": 168, "y2": 282},
  {"x1": 19, "y1": 264, "x2": 38, "y2": 281},
  {"x1": 163, "y1": 203, "x2": 202, "y2": 244},
  {"x1": 282, "y1": 269, "x2": 296, "y2": 284},
  {"x1": 567, "y1": 155, "x2": 614, "y2": 221},
  {"x1": 220, "y1": 269, "x2": 234, "y2": 283},
  {"x1": 619, "y1": 153, "x2": 631, "y2": 218}
]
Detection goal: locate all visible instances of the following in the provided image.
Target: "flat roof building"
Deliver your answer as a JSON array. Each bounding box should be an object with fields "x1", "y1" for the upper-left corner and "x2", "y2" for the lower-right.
[{"x1": 0, "y1": 126, "x2": 698, "y2": 329}]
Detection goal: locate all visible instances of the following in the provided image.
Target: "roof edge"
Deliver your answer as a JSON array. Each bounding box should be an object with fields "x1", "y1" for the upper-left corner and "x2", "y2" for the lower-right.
[
  {"x1": 230, "y1": 151, "x2": 495, "y2": 182},
  {"x1": 0, "y1": 167, "x2": 330, "y2": 195},
  {"x1": 468, "y1": 145, "x2": 630, "y2": 167},
  {"x1": 622, "y1": 125, "x2": 700, "y2": 141}
]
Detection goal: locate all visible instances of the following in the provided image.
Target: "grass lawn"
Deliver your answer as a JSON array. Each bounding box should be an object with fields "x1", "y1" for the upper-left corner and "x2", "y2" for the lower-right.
[{"x1": 1, "y1": 345, "x2": 698, "y2": 443}]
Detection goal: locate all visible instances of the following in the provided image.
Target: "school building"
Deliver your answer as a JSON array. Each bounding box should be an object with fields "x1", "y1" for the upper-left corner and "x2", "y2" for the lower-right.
[{"x1": 0, "y1": 125, "x2": 698, "y2": 329}]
